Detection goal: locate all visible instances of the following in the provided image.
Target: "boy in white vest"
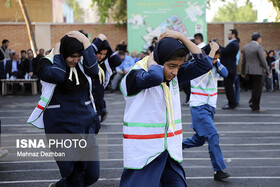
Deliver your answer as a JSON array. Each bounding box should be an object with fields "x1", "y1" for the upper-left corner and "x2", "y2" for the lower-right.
[
  {"x1": 119, "y1": 30, "x2": 219, "y2": 186},
  {"x1": 182, "y1": 43, "x2": 231, "y2": 180}
]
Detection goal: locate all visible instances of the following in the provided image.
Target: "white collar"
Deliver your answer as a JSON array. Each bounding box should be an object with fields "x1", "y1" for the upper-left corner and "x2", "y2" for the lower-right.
[
  {"x1": 197, "y1": 42, "x2": 206, "y2": 49},
  {"x1": 228, "y1": 39, "x2": 236, "y2": 43}
]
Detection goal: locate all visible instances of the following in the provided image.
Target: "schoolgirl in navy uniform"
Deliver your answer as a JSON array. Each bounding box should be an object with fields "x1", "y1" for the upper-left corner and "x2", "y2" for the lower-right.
[{"x1": 29, "y1": 31, "x2": 101, "y2": 187}]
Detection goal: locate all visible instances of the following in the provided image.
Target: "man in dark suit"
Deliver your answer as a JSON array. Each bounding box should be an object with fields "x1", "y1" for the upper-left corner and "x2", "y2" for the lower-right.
[
  {"x1": 241, "y1": 32, "x2": 270, "y2": 112},
  {"x1": 5, "y1": 52, "x2": 23, "y2": 78},
  {"x1": 220, "y1": 29, "x2": 240, "y2": 109}
]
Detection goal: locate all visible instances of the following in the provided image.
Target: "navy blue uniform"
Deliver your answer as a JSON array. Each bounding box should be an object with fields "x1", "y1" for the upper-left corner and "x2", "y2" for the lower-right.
[{"x1": 38, "y1": 45, "x2": 100, "y2": 187}]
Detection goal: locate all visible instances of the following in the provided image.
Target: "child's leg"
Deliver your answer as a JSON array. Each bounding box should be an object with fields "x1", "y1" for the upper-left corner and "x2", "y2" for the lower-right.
[
  {"x1": 55, "y1": 161, "x2": 84, "y2": 187},
  {"x1": 120, "y1": 151, "x2": 168, "y2": 187},
  {"x1": 84, "y1": 161, "x2": 100, "y2": 186},
  {"x1": 206, "y1": 133, "x2": 226, "y2": 171},
  {"x1": 182, "y1": 133, "x2": 206, "y2": 148},
  {"x1": 160, "y1": 156, "x2": 187, "y2": 187}
]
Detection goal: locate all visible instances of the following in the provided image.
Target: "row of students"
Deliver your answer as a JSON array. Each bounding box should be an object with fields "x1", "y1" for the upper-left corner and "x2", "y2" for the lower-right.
[{"x1": 27, "y1": 29, "x2": 230, "y2": 187}]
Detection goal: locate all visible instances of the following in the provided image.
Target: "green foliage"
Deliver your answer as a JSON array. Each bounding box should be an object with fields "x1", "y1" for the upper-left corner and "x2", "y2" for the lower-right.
[
  {"x1": 5, "y1": 0, "x2": 11, "y2": 8},
  {"x1": 91, "y1": 0, "x2": 126, "y2": 24},
  {"x1": 270, "y1": 0, "x2": 280, "y2": 21},
  {"x1": 212, "y1": 0, "x2": 257, "y2": 22},
  {"x1": 206, "y1": 0, "x2": 226, "y2": 8},
  {"x1": 89, "y1": 0, "x2": 278, "y2": 24},
  {"x1": 65, "y1": 0, "x2": 84, "y2": 23}
]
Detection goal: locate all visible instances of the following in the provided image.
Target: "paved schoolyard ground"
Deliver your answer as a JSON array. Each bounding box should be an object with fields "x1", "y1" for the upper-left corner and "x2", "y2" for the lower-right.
[{"x1": 0, "y1": 90, "x2": 280, "y2": 187}]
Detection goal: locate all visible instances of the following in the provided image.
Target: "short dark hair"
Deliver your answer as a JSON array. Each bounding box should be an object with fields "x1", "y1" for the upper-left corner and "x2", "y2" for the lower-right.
[
  {"x1": 118, "y1": 51, "x2": 125, "y2": 56},
  {"x1": 27, "y1": 49, "x2": 33, "y2": 52},
  {"x1": 194, "y1": 33, "x2": 203, "y2": 42},
  {"x1": 268, "y1": 50, "x2": 274, "y2": 56},
  {"x1": 21, "y1": 50, "x2": 26, "y2": 53},
  {"x1": 252, "y1": 32, "x2": 262, "y2": 41},
  {"x1": 2, "y1": 39, "x2": 9, "y2": 44}
]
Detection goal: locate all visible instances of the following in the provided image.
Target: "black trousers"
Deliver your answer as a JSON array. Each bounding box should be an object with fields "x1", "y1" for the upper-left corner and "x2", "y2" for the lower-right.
[
  {"x1": 92, "y1": 80, "x2": 106, "y2": 117},
  {"x1": 249, "y1": 75, "x2": 263, "y2": 111},
  {"x1": 224, "y1": 72, "x2": 237, "y2": 108}
]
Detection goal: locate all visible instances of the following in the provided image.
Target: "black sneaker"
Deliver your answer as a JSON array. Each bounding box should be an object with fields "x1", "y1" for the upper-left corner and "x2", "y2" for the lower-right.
[
  {"x1": 214, "y1": 171, "x2": 231, "y2": 181},
  {"x1": 101, "y1": 111, "x2": 108, "y2": 122}
]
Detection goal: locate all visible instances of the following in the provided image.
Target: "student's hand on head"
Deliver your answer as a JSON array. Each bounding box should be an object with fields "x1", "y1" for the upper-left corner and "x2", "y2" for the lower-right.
[
  {"x1": 159, "y1": 29, "x2": 182, "y2": 41},
  {"x1": 66, "y1": 30, "x2": 91, "y2": 49},
  {"x1": 97, "y1": 34, "x2": 107, "y2": 41},
  {"x1": 210, "y1": 41, "x2": 219, "y2": 52},
  {"x1": 147, "y1": 52, "x2": 158, "y2": 68},
  {"x1": 208, "y1": 41, "x2": 219, "y2": 58},
  {"x1": 54, "y1": 42, "x2": 60, "y2": 55}
]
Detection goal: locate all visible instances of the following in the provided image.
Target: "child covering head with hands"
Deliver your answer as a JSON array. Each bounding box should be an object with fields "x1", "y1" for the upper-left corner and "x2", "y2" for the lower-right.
[{"x1": 119, "y1": 30, "x2": 218, "y2": 187}]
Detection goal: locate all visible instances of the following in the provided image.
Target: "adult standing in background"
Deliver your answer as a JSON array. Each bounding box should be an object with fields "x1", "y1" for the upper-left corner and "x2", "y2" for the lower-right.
[
  {"x1": 220, "y1": 29, "x2": 240, "y2": 109},
  {"x1": 0, "y1": 39, "x2": 12, "y2": 80},
  {"x1": 0, "y1": 39, "x2": 11, "y2": 61},
  {"x1": 242, "y1": 32, "x2": 270, "y2": 112},
  {"x1": 194, "y1": 33, "x2": 206, "y2": 49},
  {"x1": 235, "y1": 50, "x2": 242, "y2": 105},
  {"x1": 0, "y1": 47, "x2": 4, "y2": 77},
  {"x1": 266, "y1": 50, "x2": 277, "y2": 90}
]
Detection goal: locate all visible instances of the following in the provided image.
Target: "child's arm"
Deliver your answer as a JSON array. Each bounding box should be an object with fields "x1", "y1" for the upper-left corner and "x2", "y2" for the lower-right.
[
  {"x1": 159, "y1": 30, "x2": 201, "y2": 54},
  {"x1": 209, "y1": 41, "x2": 228, "y2": 77},
  {"x1": 215, "y1": 59, "x2": 228, "y2": 78},
  {"x1": 160, "y1": 30, "x2": 213, "y2": 83},
  {"x1": 126, "y1": 54, "x2": 164, "y2": 96}
]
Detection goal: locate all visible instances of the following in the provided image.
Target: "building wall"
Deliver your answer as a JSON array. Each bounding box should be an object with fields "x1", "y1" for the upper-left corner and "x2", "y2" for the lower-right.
[
  {"x1": 63, "y1": 2, "x2": 74, "y2": 23},
  {"x1": 50, "y1": 24, "x2": 127, "y2": 51},
  {"x1": 0, "y1": 22, "x2": 279, "y2": 55},
  {"x1": 0, "y1": 0, "x2": 53, "y2": 22},
  {"x1": 0, "y1": 23, "x2": 127, "y2": 54},
  {"x1": 52, "y1": 0, "x2": 63, "y2": 23},
  {"x1": 234, "y1": 22, "x2": 280, "y2": 51},
  {"x1": 207, "y1": 22, "x2": 280, "y2": 51},
  {"x1": 0, "y1": 23, "x2": 35, "y2": 54},
  {"x1": 207, "y1": 23, "x2": 224, "y2": 45}
]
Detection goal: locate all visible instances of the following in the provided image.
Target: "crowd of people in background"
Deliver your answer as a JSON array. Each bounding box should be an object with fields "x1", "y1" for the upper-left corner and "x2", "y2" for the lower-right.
[
  {"x1": 0, "y1": 28, "x2": 280, "y2": 186},
  {"x1": 0, "y1": 40, "x2": 47, "y2": 80},
  {"x1": 1, "y1": 32, "x2": 280, "y2": 98}
]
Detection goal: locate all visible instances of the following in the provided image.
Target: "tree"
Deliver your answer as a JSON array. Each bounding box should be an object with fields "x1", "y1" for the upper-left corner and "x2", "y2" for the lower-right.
[
  {"x1": 5, "y1": 0, "x2": 38, "y2": 56},
  {"x1": 91, "y1": 0, "x2": 126, "y2": 24},
  {"x1": 212, "y1": 0, "x2": 257, "y2": 22},
  {"x1": 91, "y1": 0, "x2": 279, "y2": 24},
  {"x1": 270, "y1": 0, "x2": 280, "y2": 21},
  {"x1": 65, "y1": 0, "x2": 84, "y2": 23}
]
